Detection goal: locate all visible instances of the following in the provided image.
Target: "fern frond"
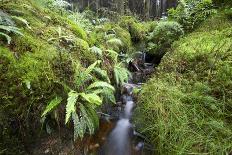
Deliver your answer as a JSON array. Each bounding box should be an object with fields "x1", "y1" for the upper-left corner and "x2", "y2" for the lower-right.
[
  {"x1": 41, "y1": 96, "x2": 62, "y2": 117},
  {"x1": 89, "y1": 46, "x2": 103, "y2": 57},
  {"x1": 101, "y1": 88, "x2": 116, "y2": 104},
  {"x1": 85, "y1": 103, "x2": 99, "y2": 129},
  {"x1": 0, "y1": 10, "x2": 15, "y2": 26},
  {"x1": 11, "y1": 16, "x2": 31, "y2": 29},
  {"x1": 87, "y1": 81, "x2": 115, "y2": 91},
  {"x1": 65, "y1": 91, "x2": 78, "y2": 124},
  {"x1": 106, "y1": 38, "x2": 123, "y2": 47},
  {"x1": 79, "y1": 93, "x2": 102, "y2": 105},
  {"x1": 105, "y1": 49, "x2": 118, "y2": 63},
  {"x1": 114, "y1": 63, "x2": 131, "y2": 86},
  {"x1": 75, "y1": 60, "x2": 101, "y2": 88},
  {"x1": 0, "y1": 32, "x2": 11, "y2": 44},
  {"x1": 72, "y1": 112, "x2": 80, "y2": 140},
  {"x1": 93, "y1": 67, "x2": 110, "y2": 83},
  {"x1": 0, "y1": 25, "x2": 23, "y2": 36},
  {"x1": 80, "y1": 104, "x2": 95, "y2": 135},
  {"x1": 106, "y1": 38, "x2": 123, "y2": 52}
]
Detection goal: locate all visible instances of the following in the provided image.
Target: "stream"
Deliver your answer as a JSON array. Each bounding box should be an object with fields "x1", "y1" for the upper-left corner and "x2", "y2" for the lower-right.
[{"x1": 84, "y1": 53, "x2": 155, "y2": 155}]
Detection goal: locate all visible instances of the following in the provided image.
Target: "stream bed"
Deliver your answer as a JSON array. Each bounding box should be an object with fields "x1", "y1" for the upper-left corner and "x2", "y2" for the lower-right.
[{"x1": 83, "y1": 55, "x2": 155, "y2": 155}]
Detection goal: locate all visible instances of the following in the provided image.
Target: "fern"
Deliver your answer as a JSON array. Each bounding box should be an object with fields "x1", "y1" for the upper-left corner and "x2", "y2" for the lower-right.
[
  {"x1": 75, "y1": 60, "x2": 101, "y2": 88},
  {"x1": 41, "y1": 96, "x2": 62, "y2": 117},
  {"x1": 11, "y1": 16, "x2": 31, "y2": 29},
  {"x1": 79, "y1": 104, "x2": 95, "y2": 135},
  {"x1": 89, "y1": 46, "x2": 103, "y2": 57},
  {"x1": 0, "y1": 25, "x2": 23, "y2": 44},
  {"x1": 0, "y1": 32, "x2": 11, "y2": 44},
  {"x1": 65, "y1": 91, "x2": 79, "y2": 124},
  {"x1": 72, "y1": 112, "x2": 80, "y2": 140},
  {"x1": 105, "y1": 49, "x2": 119, "y2": 63},
  {"x1": 100, "y1": 88, "x2": 116, "y2": 104},
  {"x1": 114, "y1": 63, "x2": 131, "y2": 86},
  {"x1": 93, "y1": 67, "x2": 110, "y2": 83},
  {"x1": 0, "y1": 10, "x2": 14, "y2": 26},
  {"x1": 87, "y1": 81, "x2": 115, "y2": 91},
  {"x1": 79, "y1": 93, "x2": 102, "y2": 106},
  {"x1": 106, "y1": 38, "x2": 123, "y2": 52}
]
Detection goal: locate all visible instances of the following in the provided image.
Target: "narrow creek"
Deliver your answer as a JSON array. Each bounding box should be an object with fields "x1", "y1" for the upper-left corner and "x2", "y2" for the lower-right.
[{"x1": 83, "y1": 53, "x2": 156, "y2": 155}]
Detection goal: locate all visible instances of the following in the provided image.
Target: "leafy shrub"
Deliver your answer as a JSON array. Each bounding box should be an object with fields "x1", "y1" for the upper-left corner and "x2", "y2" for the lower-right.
[
  {"x1": 147, "y1": 21, "x2": 184, "y2": 57},
  {"x1": 168, "y1": 0, "x2": 216, "y2": 32}
]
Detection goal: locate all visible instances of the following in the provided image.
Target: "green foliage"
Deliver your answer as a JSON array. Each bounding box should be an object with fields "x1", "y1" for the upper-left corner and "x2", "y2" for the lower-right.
[
  {"x1": 89, "y1": 46, "x2": 103, "y2": 57},
  {"x1": 135, "y1": 13, "x2": 232, "y2": 154},
  {"x1": 224, "y1": 8, "x2": 232, "y2": 19},
  {"x1": 114, "y1": 63, "x2": 131, "y2": 86},
  {"x1": 41, "y1": 96, "x2": 62, "y2": 117},
  {"x1": 69, "y1": 21, "x2": 87, "y2": 41},
  {"x1": 0, "y1": 11, "x2": 23, "y2": 44},
  {"x1": 90, "y1": 23, "x2": 132, "y2": 52},
  {"x1": 119, "y1": 16, "x2": 146, "y2": 43},
  {"x1": 147, "y1": 21, "x2": 184, "y2": 57},
  {"x1": 168, "y1": 0, "x2": 216, "y2": 31}
]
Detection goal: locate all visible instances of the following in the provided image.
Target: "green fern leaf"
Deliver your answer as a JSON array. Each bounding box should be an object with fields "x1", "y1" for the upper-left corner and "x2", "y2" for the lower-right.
[
  {"x1": 79, "y1": 93, "x2": 102, "y2": 105},
  {"x1": 72, "y1": 112, "x2": 80, "y2": 140},
  {"x1": 41, "y1": 96, "x2": 62, "y2": 117},
  {"x1": 0, "y1": 25, "x2": 23, "y2": 36},
  {"x1": 114, "y1": 63, "x2": 131, "y2": 86},
  {"x1": 101, "y1": 88, "x2": 116, "y2": 104},
  {"x1": 65, "y1": 91, "x2": 78, "y2": 124},
  {"x1": 11, "y1": 16, "x2": 31, "y2": 29},
  {"x1": 75, "y1": 60, "x2": 101, "y2": 88},
  {"x1": 80, "y1": 104, "x2": 95, "y2": 135},
  {"x1": 87, "y1": 81, "x2": 115, "y2": 91},
  {"x1": 89, "y1": 46, "x2": 103, "y2": 56},
  {"x1": 85, "y1": 103, "x2": 99, "y2": 129},
  {"x1": 93, "y1": 67, "x2": 111, "y2": 83},
  {"x1": 105, "y1": 49, "x2": 118, "y2": 63},
  {"x1": 0, "y1": 32, "x2": 11, "y2": 44},
  {"x1": 106, "y1": 38, "x2": 123, "y2": 47}
]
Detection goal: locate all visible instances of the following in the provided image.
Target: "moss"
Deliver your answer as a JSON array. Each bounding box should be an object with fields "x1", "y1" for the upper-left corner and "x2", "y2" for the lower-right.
[
  {"x1": 71, "y1": 38, "x2": 96, "y2": 64},
  {"x1": 68, "y1": 20, "x2": 88, "y2": 41},
  {"x1": 119, "y1": 16, "x2": 147, "y2": 43},
  {"x1": 135, "y1": 13, "x2": 232, "y2": 154}
]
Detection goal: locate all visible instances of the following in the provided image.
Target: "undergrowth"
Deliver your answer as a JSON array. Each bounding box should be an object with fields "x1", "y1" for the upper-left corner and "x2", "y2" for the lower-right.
[{"x1": 135, "y1": 12, "x2": 232, "y2": 154}]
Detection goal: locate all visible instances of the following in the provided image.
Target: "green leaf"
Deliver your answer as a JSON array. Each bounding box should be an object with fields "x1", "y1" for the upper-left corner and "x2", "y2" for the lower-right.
[
  {"x1": 65, "y1": 91, "x2": 78, "y2": 124},
  {"x1": 89, "y1": 46, "x2": 103, "y2": 56},
  {"x1": 79, "y1": 93, "x2": 102, "y2": 105},
  {"x1": 80, "y1": 104, "x2": 95, "y2": 135},
  {"x1": 11, "y1": 16, "x2": 31, "y2": 29},
  {"x1": 105, "y1": 49, "x2": 118, "y2": 63},
  {"x1": 41, "y1": 96, "x2": 62, "y2": 117},
  {"x1": 93, "y1": 67, "x2": 111, "y2": 83},
  {"x1": 0, "y1": 32, "x2": 11, "y2": 44},
  {"x1": 87, "y1": 81, "x2": 115, "y2": 91}
]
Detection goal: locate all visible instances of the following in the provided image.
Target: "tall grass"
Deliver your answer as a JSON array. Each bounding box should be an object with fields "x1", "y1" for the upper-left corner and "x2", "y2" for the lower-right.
[{"x1": 135, "y1": 12, "x2": 232, "y2": 154}]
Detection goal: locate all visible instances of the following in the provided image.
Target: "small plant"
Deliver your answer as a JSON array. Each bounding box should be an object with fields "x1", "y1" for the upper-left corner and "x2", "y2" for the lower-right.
[
  {"x1": 0, "y1": 11, "x2": 23, "y2": 44},
  {"x1": 42, "y1": 61, "x2": 115, "y2": 140}
]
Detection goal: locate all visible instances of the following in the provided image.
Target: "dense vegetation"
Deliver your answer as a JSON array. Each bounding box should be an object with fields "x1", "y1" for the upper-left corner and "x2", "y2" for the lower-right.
[
  {"x1": 135, "y1": 1, "x2": 232, "y2": 154},
  {"x1": 0, "y1": 0, "x2": 232, "y2": 154}
]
